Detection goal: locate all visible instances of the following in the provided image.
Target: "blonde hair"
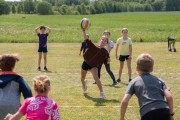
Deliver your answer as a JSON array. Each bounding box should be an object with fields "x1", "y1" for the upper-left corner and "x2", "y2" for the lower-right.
[
  {"x1": 33, "y1": 75, "x2": 50, "y2": 93},
  {"x1": 103, "y1": 30, "x2": 111, "y2": 35},
  {"x1": 0, "y1": 54, "x2": 19, "y2": 71},
  {"x1": 122, "y1": 28, "x2": 128, "y2": 33},
  {"x1": 136, "y1": 53, "x2": 154, "y2": 73}
]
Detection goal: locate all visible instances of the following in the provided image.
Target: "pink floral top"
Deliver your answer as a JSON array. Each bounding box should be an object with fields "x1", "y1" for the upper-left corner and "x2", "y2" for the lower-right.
[{"x1": 19, "y1": 95, "x2": 60, "y2": 120}]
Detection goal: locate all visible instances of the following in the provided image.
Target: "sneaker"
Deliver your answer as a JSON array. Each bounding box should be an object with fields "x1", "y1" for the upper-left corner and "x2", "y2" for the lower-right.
[
  {"x1": 100, "y1": 92, "x2": 106, "y2": 99},
  {"x1": 82, "y1": 80, "x2": 87, "y2": 93},
  {"x1": 38, "y1": 67, "x2": 41, "y2": 71},
  {"x1": 112, "y1": 81, "x2": 117, "y2": 86},
  {"x1": 129, "y1": 79, "x2": 132, "y2": 82},
  {"x1": 117, "y1": 78, "x2": 121, "y2": 83},
  {"x1": 174, "y1": 48, "x2": 176, "y2": 52},
  {"x1": 44, "y1": 66, "x2": 48, "y2": 71}
]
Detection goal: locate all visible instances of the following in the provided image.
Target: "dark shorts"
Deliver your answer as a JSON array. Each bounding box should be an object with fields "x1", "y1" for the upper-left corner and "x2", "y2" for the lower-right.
[
  {"x1": 119, "y1": 55, "x2": 129, "y2": 62},
  {"x1": 81, "y1": 61, "x2": 92, "y2": 71},
  {"x1": 38, "y1": 47, "x2": 48, "y2": 53},
  {"x1": 141, "y1": 108, "x2": 170, "y2": 120}
]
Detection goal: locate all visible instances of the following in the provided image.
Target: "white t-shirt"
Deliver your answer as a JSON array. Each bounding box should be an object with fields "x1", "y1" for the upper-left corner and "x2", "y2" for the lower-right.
[
  {"x1": 116, "y1": 37, "x2": 132, "y2": 55},
  {"x1": 104, "y1": 40, "x2": 114, "y2": 53}
]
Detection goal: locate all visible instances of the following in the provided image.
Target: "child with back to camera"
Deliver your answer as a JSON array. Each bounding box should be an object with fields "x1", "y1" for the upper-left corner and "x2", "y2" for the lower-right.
[
  {"x1": 120, "y1": 53, "x2": 174, "y2": 120},
  {"x1": 0, "y1": 54, "x2": 32, "y2": 120},
  {"x1": 4, "y1": 75, "x2": 61, "y2": 120}
]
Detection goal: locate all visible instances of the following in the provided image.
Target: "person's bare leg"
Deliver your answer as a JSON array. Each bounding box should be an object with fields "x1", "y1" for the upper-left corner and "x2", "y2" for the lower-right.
[
  {"x1": 172, "y1": 42, "x2": 176, "y2": 52},
  {"x1": 81, "y1": 69, "x2": 88, "y2": 92},
  {"x1": 118, "y1": 61, "x2": 124, "y2": 81},
  {"x1": 169, "y1": 43, "x2": 172, "y2": 51},
  {"x1": 90, "y1": 67, "x2": 103, "y2": 92},
  {"x1": 127, "y1": 58, "x2": 132, "y2": 81},
  {"x1": 38, "y1": 52, "x2": 42, "y2": 68},
  {"x1": 43, "y1": 53, "x2": 47, "y2": 67},
  {"x1": 90, "y1": 67, "x2": 105, "y2": 99}
]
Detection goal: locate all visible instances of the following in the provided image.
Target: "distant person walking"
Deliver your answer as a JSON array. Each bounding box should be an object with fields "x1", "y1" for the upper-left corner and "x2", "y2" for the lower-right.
[
  {"x1": 35, "y1": 25, "x2": 51, "y2": 71},
  {"x1": 115, "y1": 28, "x2": 132, "y2": 83}
]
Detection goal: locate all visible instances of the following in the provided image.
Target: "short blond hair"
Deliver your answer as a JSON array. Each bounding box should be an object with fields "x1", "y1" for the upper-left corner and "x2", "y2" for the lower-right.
[
  {"x1": 103, "y1": 30, "x2": 110, "y2": 35},
  {"x1": 33, "y1": 75, "x2": 50, "y2": 93},
  {"x1": 122, "y1": 28, "x2": 128, "y2": 33},
  {"x1": 136, "y1": 53, "x2": 154, "y2": 73},
  {"x1": 0, "y1": 54, "x2": 19, "y2": 71}
]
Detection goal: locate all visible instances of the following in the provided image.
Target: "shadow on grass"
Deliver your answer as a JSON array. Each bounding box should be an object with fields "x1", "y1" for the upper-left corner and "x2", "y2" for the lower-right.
[
  {"x1": 120, "y1": 82, "x2": 129, "y2": 86},
  {"x1": 39, "y1": 70, "x2": 52, "y2": 73},
  {"x1": 102, "y1": 84, "x2": 121, "y2": 88},
  {"x1": 102, "y1": 82, "x2": 128, "y2": 88},
  {"x1": 83, "y1": 93, "x2": 119, "y2": 106}
]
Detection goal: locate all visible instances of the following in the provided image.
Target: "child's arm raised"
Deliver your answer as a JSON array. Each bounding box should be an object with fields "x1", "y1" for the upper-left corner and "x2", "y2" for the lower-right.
[
  {"x1": 82, "y1": 29, "x2": 88, "y2": 40},
  {"x1": 46, "y1": 26, "x2": 51, "y2": 34},
  {"x1": 35, "y1": 26, "x2": 40, "y2": 34}
]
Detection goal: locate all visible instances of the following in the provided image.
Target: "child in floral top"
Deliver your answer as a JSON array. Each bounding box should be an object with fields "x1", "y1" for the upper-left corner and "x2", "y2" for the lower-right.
[{"x1": 4, "y1": 75, "x2": 60, "y2": 120}]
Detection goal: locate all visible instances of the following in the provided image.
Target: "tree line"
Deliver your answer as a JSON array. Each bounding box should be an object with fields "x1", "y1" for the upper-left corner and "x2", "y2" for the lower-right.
[{"x1": 0, "y1": 0, "x2": 179, "y2": 15}]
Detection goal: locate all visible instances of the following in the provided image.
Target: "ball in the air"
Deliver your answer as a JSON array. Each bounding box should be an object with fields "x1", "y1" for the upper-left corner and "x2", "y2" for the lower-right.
[{"x1": 80, "y1": 18, "x2": 91, "y2": 30}]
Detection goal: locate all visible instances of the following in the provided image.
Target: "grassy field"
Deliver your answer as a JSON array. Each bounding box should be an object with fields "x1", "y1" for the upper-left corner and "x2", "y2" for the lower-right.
[
  {"x1": 0, "y1": 42, "x2": 179, "y2": 120},
  {"x1": 0, "y1": 12, "x2": 180, "y2": 43}
]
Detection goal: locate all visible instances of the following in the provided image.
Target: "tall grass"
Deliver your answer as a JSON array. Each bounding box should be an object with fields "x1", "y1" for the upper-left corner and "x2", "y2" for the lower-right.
[{"x1": 0, "y1": 12, "x2": 179, "y2": 43}]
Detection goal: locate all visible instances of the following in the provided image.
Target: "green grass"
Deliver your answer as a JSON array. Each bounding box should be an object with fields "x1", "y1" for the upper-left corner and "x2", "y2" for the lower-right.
[
  {"x1": 0, "y1": 12, "x2": 179, "y2": 43},
  {"x1": 1, "y1": 42, "x2": 180, "y2": 119}
]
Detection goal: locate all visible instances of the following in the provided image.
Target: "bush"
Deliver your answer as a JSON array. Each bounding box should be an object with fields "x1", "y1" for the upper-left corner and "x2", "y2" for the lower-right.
[
  {"x1": 0, "y1": 0, "x2": 10, "y2": 15},
  {"x1": 53, "y1": 10, "x2": 61, "y2": 15},
  {"x1": 36, "y1": 1, "x2": 53, "y2": 15},
  {"x1": 12, "y1": 4, "x2": 16, "y2": 14},
  {"x1": 17, "y1": 4, "x2": 23, "y2": 14},
  {"x1": 144, "y1": 3, "x2": 153, "y2": 11},
  {"x1": 152, "y1": 0, "x2": 165, "y2": 11}
]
